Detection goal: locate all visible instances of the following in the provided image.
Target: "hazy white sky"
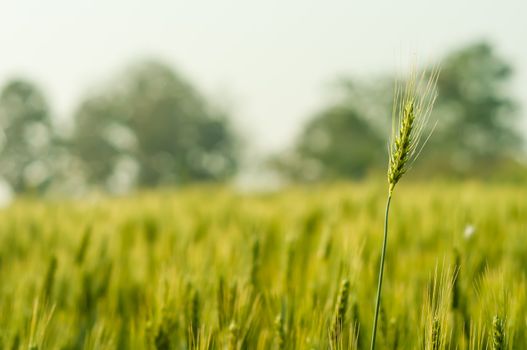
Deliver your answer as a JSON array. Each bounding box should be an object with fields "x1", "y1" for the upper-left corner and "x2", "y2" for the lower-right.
[{"x1": 0, "y1": 0, "x2": 525, "y2": 153}]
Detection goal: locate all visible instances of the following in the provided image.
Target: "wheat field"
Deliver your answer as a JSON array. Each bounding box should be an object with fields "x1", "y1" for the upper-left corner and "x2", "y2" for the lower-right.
[{"x1": 0, "y1": 183, "x2": 525, "y2": 349}]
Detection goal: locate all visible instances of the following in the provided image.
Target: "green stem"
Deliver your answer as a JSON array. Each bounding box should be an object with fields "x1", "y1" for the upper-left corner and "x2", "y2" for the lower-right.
[{"x1": 370, "y1": 194, "x2": 392, "y2": 350}]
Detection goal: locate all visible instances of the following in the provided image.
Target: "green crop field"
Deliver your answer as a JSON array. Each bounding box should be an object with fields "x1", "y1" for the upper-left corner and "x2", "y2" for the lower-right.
[{"x1": 0, "y1": 183, "x2": 525, "y2": 349}]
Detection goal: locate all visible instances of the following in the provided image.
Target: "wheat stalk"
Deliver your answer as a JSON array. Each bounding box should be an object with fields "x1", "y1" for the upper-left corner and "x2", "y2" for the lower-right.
[
  {"x1": 274, "y1": 314, "x2": 286, "y2": 350},
  {"x1": 330, "y1": 279, "x2": 350, "y2": 345},
  {"x1": 387, "y1": 67, "x2": 439, "y2": 194},
  {"x1": 431, "y1": 316, "x2": 441, "y2": 350},
  {"x1": 370, "y1": 65, "x2": 439, "y2": 350},
  {"x1": 227, "y1": 321, "x2": 238, "y2": 350},
  {"x1": 491, "y1": 315, "x2": 505, "y2": 350}
]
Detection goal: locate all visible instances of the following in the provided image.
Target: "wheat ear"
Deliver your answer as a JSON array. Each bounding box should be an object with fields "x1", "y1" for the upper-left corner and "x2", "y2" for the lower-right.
[{"x1": 370, "y1": 66, "x2": 439, "y2": 350}]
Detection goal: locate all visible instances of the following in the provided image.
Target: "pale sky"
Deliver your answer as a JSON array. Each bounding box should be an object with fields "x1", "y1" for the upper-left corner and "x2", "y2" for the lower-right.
[{"x1": 0, "y1": 0, "x2": 525, "y2": 154}]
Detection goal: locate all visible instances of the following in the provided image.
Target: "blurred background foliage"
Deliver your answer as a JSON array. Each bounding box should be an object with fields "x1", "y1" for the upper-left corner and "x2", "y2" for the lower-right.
[
  {"x1": 71, "y1": 61, "x2": 239, "y2": 191},
  {"x1": 0, "y1": 40, "x2": 525, "y2": 196},
  {"x1": 272, "y1": 42, "x2": 525, "y2": 182}
]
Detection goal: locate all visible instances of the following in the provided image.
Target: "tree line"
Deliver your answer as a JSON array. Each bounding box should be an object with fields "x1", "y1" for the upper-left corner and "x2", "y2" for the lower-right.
[
  {"x1": 0, "y1": 61, "x2": 239, "y2": 195},
  {"x1": 0, "y1": 41, "x2": 524, "y2": 195}
]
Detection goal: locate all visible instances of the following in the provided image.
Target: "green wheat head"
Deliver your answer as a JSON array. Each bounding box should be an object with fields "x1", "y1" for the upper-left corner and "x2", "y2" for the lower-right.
[
  {"x1": 330, "y1": 279, "x2": 350, "y2": 343},
  {"x1": 227, "y1": 321, "x2": 238, "y2": 350},
  {"x1": 388, "y1": 67, "x2": 440, "y2": 194},
  {"x1": 274, "y1": 314, "x2": 286, "y2": 350},
  {"x1": 491, "y1": 315, "x2": 505, "y2": 350},
  {"x1": 431, "y1": 316, "x2": 441, "y2": 350}
]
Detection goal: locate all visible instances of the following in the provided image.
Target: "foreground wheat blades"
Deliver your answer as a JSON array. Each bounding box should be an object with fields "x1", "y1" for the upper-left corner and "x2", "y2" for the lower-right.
[
  {"x1": 0, "y1": 185, "x2": 525, "y2": 349},
  {"x1": 370, "y1": 67, "x2": 440, "y2": 350}
]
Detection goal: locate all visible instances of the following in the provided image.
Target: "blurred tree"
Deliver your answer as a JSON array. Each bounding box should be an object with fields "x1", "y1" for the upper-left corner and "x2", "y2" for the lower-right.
[
  {"x1": 72, "y1": 60, "x2": 239, "y2": 190},
  {"x1": 72, "y1": 95, "x2": 130, "y2": 187},
  {"x1": 422, "y1": 42, "x2": 523, "y2": 177},
  {"x1": 0, "y1": 79, "x2": 57, "y2": 193},
  {"x1": 277, "y1": 41, "x2": 525, "y2": 181},
  {"x1": 271, "y1": 104, "x2": 385, "y2": 181}
]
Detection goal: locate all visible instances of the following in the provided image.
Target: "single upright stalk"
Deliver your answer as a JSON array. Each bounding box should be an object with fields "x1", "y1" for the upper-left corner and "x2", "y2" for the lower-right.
[
  {"x1": 369, "y1": 66, "x2": 439, "y2": 350},
  {"x1": 370, "y1": 194, "x2": 392, "y2": 350}
]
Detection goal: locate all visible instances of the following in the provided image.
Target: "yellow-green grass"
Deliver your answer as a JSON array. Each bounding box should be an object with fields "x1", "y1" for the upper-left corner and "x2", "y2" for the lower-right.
[{"x1": 0, "y1": 183, "x2": 524, "y2": 349}]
